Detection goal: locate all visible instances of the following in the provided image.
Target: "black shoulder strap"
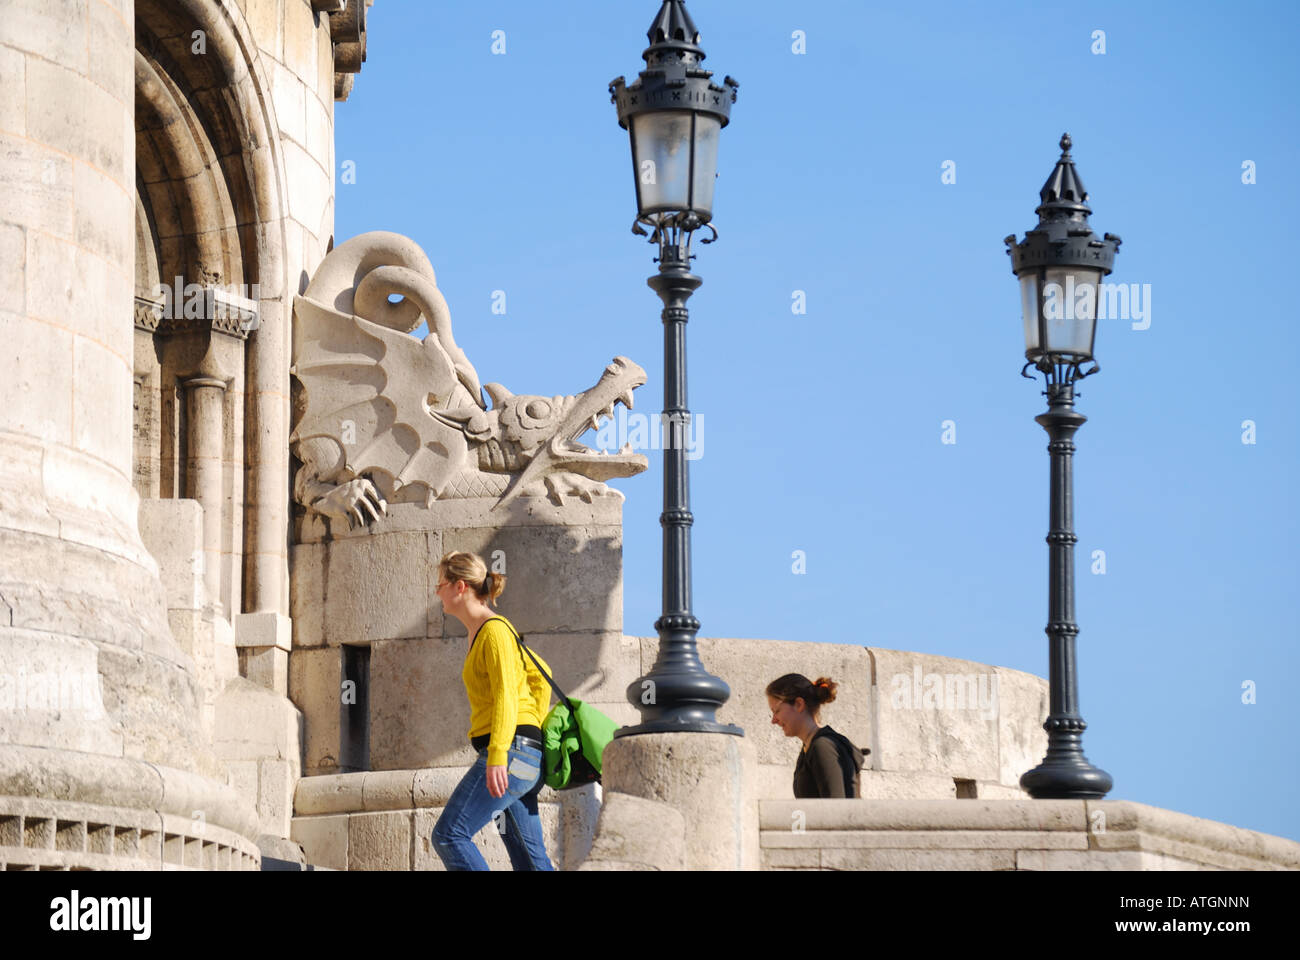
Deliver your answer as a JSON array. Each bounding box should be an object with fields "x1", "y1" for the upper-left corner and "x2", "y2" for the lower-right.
[
  {"x1": 829, "y1": 730, "x2": 859, "y2": 798},
  {"x1": 486, "y1": 617, "x2": 578, "y2": 716}
]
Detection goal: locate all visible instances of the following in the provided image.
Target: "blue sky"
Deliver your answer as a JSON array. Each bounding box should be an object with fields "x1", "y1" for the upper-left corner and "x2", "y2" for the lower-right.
[{"x1": 333, "y1": 1, "x2": 1299, "y2": 842}]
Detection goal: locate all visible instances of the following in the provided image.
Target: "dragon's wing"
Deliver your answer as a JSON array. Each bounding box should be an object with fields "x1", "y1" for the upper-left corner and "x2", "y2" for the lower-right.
[{"x1": 291, "y1": 295, "x2": 471, "y2": 500}]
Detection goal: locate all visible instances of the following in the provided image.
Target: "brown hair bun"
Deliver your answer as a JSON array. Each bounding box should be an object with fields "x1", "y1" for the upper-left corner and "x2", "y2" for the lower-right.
[{"x1": 765, "y1": 673, "x2": 838, "y2": 713}]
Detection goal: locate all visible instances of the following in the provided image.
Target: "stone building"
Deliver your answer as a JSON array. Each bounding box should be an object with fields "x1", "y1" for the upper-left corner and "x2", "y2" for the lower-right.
[
  {"x1": 1, "y1": 0, "x2": 369, "y2": 869},
  {"x1": 2, "y1": 0, "x2": 1296, "y2": 871}
]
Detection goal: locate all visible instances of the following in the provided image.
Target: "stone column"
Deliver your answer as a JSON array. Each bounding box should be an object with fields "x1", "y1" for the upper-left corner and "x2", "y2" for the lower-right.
[
  {"x1": 184, "y1": 375, "x2": 228, "y2": 612},
  {"x1": 594, "y1": 732, "x2": 758, "y2": 870},
  {"x1": 0, "y1": 0, "x2": 259, "y2": 867}
]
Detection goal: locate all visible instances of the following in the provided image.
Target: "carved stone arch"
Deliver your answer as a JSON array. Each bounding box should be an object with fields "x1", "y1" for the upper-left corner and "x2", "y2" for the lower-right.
[
  {"x1": 133, "y1": 0, "x2": 294, "y2": 620},
  {"x1": 134, "y1": 46, "x2": 237, "y2": 290}
]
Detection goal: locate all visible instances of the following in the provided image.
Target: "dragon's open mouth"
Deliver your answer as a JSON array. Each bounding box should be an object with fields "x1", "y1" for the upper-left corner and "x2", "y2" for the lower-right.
[{"x1": 550, "y1": 356, "x2": 649, "y2": 479}]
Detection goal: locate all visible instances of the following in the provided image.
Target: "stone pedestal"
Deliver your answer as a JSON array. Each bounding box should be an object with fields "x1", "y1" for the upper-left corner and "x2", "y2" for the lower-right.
[{"x1": 596, "y1": 732, "x2": 758, "y2": 870}]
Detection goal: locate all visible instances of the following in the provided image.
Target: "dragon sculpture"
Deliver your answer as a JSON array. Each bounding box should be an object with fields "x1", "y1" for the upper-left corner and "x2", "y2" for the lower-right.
[{"x1": 290, "y1": 232, "x2": 648, "y2": 529}]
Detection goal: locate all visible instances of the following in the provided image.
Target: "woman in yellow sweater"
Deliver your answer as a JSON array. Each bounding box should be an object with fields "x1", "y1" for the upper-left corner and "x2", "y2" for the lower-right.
[{"x1": 430, "y1": 551, "x2": 554, "y2": 870}]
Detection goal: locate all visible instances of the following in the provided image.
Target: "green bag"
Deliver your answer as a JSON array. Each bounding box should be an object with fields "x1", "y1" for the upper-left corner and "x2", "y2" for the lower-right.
[
  {"x1": 504, "y1": 624, "x2": 617, "y2": 790},
  {"x1": 539, "y1": 697, "x2": 618, "y2": 790}
]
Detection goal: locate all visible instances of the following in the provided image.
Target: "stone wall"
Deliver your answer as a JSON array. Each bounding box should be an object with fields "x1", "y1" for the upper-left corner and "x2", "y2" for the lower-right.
[
  {"x1": 289, "y1": 497, "x2": 630, "y2": 776},
  {"x1": 291, "y1": 770, "x2": 600, "y2": 871},
  {"x1": 643, "y1": 638, "x2": 1044, "y2": 800},
  {"x1": 759, "y1": 799, "x2": 1300, "y2": 871},
  {"x1": 289, "y1": 610, "x2": 1054, "y2": 868}
]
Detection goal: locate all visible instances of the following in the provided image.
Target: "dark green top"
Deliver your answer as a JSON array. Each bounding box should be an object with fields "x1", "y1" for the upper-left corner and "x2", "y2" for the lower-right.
[{"x1": 793, "y1": 725, "x2": 866, "y2": 798}]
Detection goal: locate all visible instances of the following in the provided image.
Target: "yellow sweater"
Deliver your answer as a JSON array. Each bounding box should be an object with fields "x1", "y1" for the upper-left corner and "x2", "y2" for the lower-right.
[{"x1": 462, "y1": 617, "x2": 552, "y2": 766}]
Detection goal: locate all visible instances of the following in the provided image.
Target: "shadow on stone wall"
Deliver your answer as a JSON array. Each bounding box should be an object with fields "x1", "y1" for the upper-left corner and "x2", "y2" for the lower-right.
[{"x1": 289, "y1": 498, "x2": 628, "y2": 775}]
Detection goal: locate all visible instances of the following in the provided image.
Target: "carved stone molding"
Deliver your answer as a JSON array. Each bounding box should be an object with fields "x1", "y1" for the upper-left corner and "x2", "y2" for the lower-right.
[
  {"x1": 320, "y1": 0, "x2": 374, "y2": 102},
  {"x1": 133, "y1": 291, "x2": 258, "y2": 340}
]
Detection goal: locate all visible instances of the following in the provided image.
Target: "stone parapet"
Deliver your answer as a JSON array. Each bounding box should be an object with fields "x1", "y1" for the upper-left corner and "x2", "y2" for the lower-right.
[
  {"x1": 636, "y1": 637, "x2": 1045, "y2": 796},
  {"x1": 0, "y1": 754, "x2": 261, "y2": 870},
  {"x1": 290, "y1": 768, "x2": 594, "y2": 870},
  {"x1": 758, "y1": 799, "x2": 1300, "y2": 871}
]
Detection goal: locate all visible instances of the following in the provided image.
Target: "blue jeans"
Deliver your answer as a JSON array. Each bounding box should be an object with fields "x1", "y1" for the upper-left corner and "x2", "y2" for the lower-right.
[{"x1": 431, "y1": 741, "x2": 553, "y2": 871}]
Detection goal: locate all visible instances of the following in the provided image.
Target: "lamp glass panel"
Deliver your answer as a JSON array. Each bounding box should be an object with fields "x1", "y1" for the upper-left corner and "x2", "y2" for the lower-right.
[
  {"x1": 1019, "y1": 273, "x2": 1040, "y2": 353},
  {"x1": 689, "y1": 115, "x2": 722, "y2": 219},
  {"x1": 1042, "y1": 266, "x2": 1101, "y2": 356},
  {"x1": 631, "y1": 111, "x2": 694, "y2": 214}
]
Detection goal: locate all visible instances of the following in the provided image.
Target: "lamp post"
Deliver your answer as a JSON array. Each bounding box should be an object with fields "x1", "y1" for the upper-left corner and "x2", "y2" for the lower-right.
[
  {"x1": 1005, "y1": 133, "x2": 1118, "y2": 799},
  {"x1": 609, "y1": 1, "x2": 741, "y2": 736}
]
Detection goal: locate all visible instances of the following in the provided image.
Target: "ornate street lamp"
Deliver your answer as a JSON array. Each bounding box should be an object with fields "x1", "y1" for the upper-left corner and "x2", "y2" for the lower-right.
[
  {"x1": 1005, "y1": 133, "x2": 1119, "y2": 799},
  {"x1": 609, "y1": 1, "x2": 741, "y2": 736}
]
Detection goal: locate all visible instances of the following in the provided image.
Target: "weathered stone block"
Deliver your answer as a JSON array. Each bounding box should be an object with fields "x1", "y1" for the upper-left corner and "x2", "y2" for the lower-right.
[
  {"x1": 868, "y1": 648, "x2": 1001, "y2": 781},
  {"x1": 1085, "y1": 800, "x2": 1300, "y2": 870},
  {"x1": 72, "y1": 337, "x2": 132, "y2": 467},
  {"x1": 0, "y1": 135, "x2": 73, "y2": 239},
  {"x1": 995, "y1": 665, "x2": 1049, "y2": 787},
  {"x1": 223, "y1": 759, "x2": 258, "y2": 814},
  {"x1": 347, "y1": 810, "x2": 412, "y2": 870},
  {"x1": 246, "y1": 0, "x2": 284, "y2": 63},
  {"x1": 513, "y1": 632, "x2": 638, "y2": 705},
  {"x1": 314, "y1": 8, "x2": 335, "y2": 105},
  {"x1": 0, "y1": 628, "x2": 123, "y2": 755},
  {"x1": 79, "y1": 77, "x2": 128, "y2": 186},
  {"x1": 439, "y1": 524, "x2": 623, "y2": 636},
  {"x1": 578, "y1": 792, "x2": 684, "y2": 871},
  {"x1": 282, "y1": 0, "x2": 320, "y2": 87},
  {"x1": 257, "y1": 758, "x2": 294, "y2": 838},
  {"x1": 269, "y1": 59, "x2": 306, "y2": 146},
  {"x1": 240, "y1": 646, "x2": 288, "y2": 694},
  {"x1": 763, "y1": 828, "x2": 1089, "y2": 851},
  {"x1": 859, "y1": 770, "x2": 959, "y2": 800},
  {"x1": 0, "y1": 310, "x2": 72, "y2": 446},
  {"x1": 291, "y1": 531, "x2": 435, "y2": 646},
  {"x1": 369, "y1": 635, "x2": 472, "y2": 770},
  {"x1": 412, "y1": 767, "x2": 467, "y2": 808},
  {"x1": 1015, "y1": 850, "x2": 1195, "y2": 871},
  {"x1": 212, "y1": 678, "x2": 302, "y2": 766},
  {"x1": 0, "y1": 0, "x2": 88, "y2": 67},
  {"x1": 360, "y1": 770, "x2": 414, "y2": 812},
  {"x1": 283, "y1": 140, "x2": 330, "y2": 228},
  {"x1": 87, "y1": 0, "x2": 132, "y2": 105},
  {"x1": 600, "y1": 732, "x2": 756, "y2": 870},
  {"x1": 235, "y1": 611, "x2": 292, "y2": 651},
  {"x1": 762, "y1": 847, "x2": 821, "y2": 870},
  {"x1": 559, "y1": 782, "x2": 601, "y2": 870},
  {"x1": 820, "y1": 848, "x2": 1017, "y2": 870},
  {"x1": 288, "y1": 646, "x2": 340, "y2": 775},
  {"x1": 305, "y1": 84, "x2": 332, "y2": 162},
  {"x1": 0, "y1": 46, "x2": 25, "y2": 141},
  {"x1": 976, "y1": 781, "x2": 1031, "y2": 800},
  {"x1": 73, "y1": 162, "x2": 131, "y2": 267},
  {"x1": 139, "y1": 499, "x2": 205, "y2": 611},
  {"x1": 0, "y1": 224, "x2": 23, "y2": 315},
  {"x1": 290, "y1": 813, "x2": 348, "y2": 870},
  {"x1": 293, "y1": 772, "x2": 363, "y2": 816},
  {"x1": 23, "y1": 57, "x2": 83, "y2": 158},
  {"x1": 758, "y1": 798, "x2": 1088, "y2": 833}
]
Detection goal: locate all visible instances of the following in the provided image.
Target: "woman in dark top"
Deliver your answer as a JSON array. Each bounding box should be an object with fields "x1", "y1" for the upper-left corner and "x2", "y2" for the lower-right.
[{"x1": 766, "y1": 674, "x2": 868, "y2": 798}]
